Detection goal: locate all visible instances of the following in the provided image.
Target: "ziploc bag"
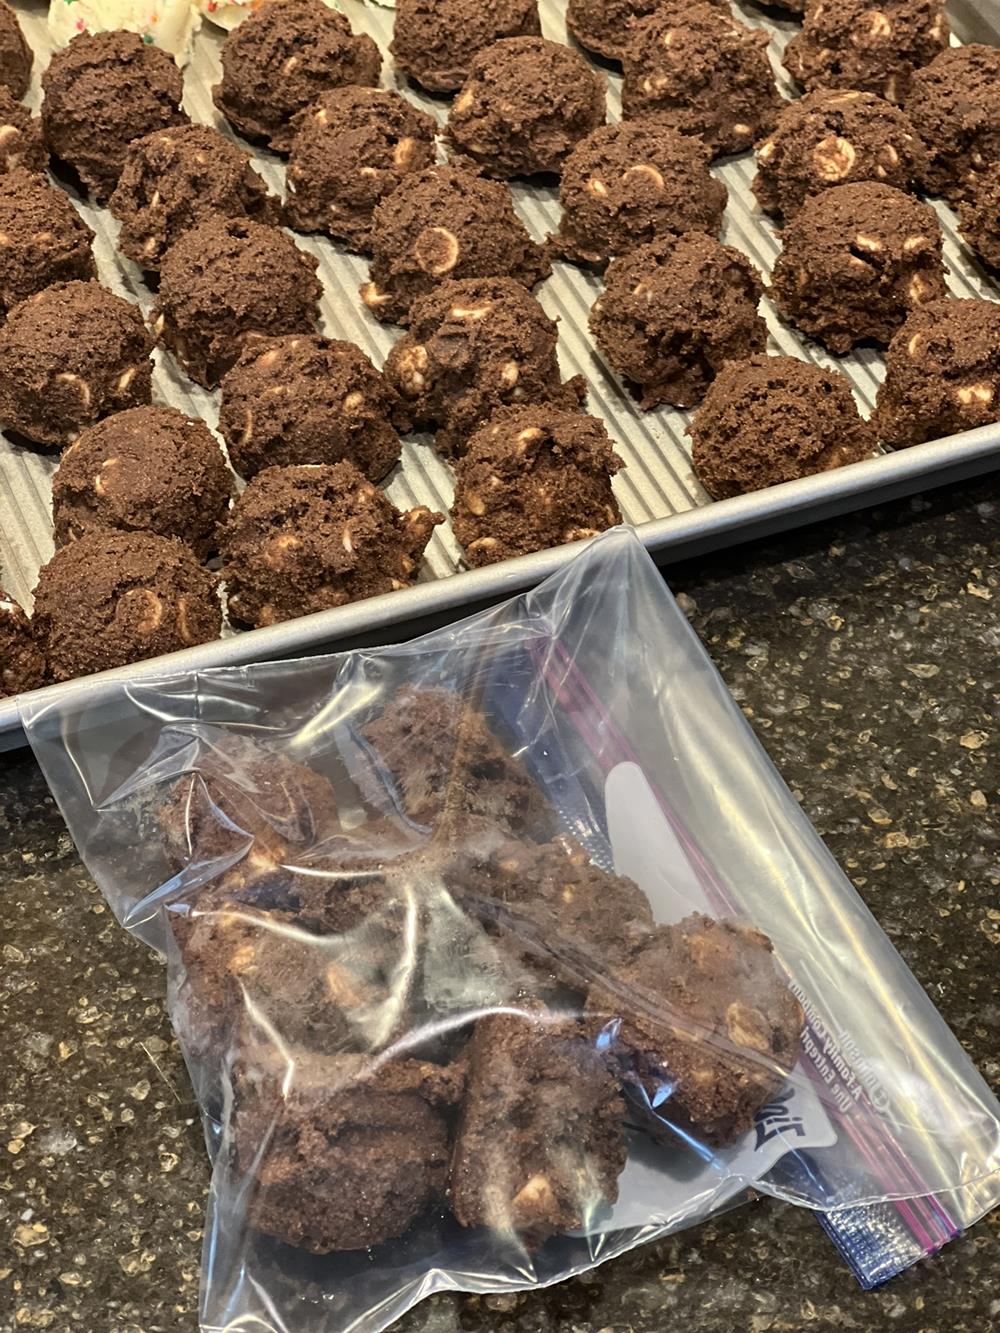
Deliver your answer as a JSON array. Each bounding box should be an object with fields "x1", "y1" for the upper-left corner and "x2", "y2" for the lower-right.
[{"x1": 20, "y1": 528, "x2": 1000, "y2": 1331}]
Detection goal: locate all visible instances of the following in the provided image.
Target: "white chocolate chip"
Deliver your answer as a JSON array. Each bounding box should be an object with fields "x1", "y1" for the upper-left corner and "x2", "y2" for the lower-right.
[
  {"x1": 883, "y1": 74, "x2": 899, "y2": 103},
  {"x1": 641, "y1": 74, "x2": 670, "y2": 95},
  {"x1": 116, "y1": 367, "x2": 138, "y2": 394},
  {"x1": 454, "y1": 88, "x2": 474, "y2": 114},
  {"x1": 92, "y1": 457, "x2": 119, "y2": 496},
  {"x1": 586, "y1": 176, "x2": 609, "y2": 197},
  {"x1": 393, "y1": 137, "x2": 416, "y2": 169},
  {"x1": 853, "y1": 233, "x2": 882, "y2": 253},
  {"x1": 563, "y1": 527, "x2": 601, "y2": 541},
  {"x1": 868, "y1": 10, "x2": 891, "y2": 37},
  {"x1": 238, "y1": 409, "x2": 254, "y2": 446},
  {"x1": 733, "y1": 123, "x2": 752, "y2": 137},
  {"x1": 313, "y1": 107, "x2": 329, "y2": 126},
  {"x1": 624, "y1": 164, "x2": 664, "y2": 188},
  {"x1": 955, "y1": 384, "x2": 994, "y2": 406},
  {"x1": 467, "y1": 536, "x2": 498, "y2": 554},
  {"x1": 758, "y1": 138, "x2": 776, "y2": 162},
  {"x1": 907, "y1": 332, "x2": 924, "y2": 359},
  {"x1": 413, "y1": 226, "x2": 460, "y2": 276},
  {"x1": 449, "y1": 302, "x2": 491, "y2": 320},
  {"x1": 122, "y1": 587, "x2": 164, "y2": 634},
  {"x1": 151, "y1": 313, "x2": 165, "y2": 336},
  {"x1": 282, "y1": 55, "x2": 298, "y2": 74},
  {"x1": 176, "y1": 595, "x2": 202, "y2": 645},
  {"x1": 725, "y1": 1002, "x2": 771, "y2": 1052},
  {"x1": 908, "y1": 273, "x2": 933, "y2": 304},
  {"x1": 882, "y1": 144, "x2": 899, "y2": 166},
  {"x1": 0, "y1": 124, "x2": 19, "y2": 147},
  {"x1": 464, "y1": 491, "x2": 485, "y2": 516},
  {"x1": 342, "y1": 391, "x2": 365, "y2": 412},
  {"x1": 342, "y1": 523, "x2": 354, "y2": 553},
  {"x1": 512, "y1": 1174, "x2": 556, "y2": 1216},
  {"x1": 812, "y1": 135, "x2": 856, "y2": 182},
  {"x1": 516, "y1": 427, "x2": 544, "y2": 450},
  {"x1": 55, "y1": 372, "x2": 91, "y2": 408},
  {"x1": 827, "y1": 90, "x2": 862, "y2": 104},
  {"x1": 499, "y1": 360, "x2": 519, "y2": 388},
  {"x1": 360, "y1": 281, "x2": 392, "y2": 308},
  {"x1": 140, "y1": 236, "x2": 159, "y2": 260},
  {"x1": 395, "y1": 342, "x2": 428, "y2": 392},
  {"x1": 903, "y1": 235, "x2": 928, "y2": 253},
  {"x1": 360, "y1": 166, "x2": 379, "y2": 178},
  {"x1": 263, "y1": 534, "x2": 302, "y2": 568}
]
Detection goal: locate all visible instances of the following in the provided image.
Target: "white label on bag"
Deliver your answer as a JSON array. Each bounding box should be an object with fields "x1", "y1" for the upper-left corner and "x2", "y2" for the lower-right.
[{"x1": 572, "y1": 764, "x2": 838, "y2": 1235}]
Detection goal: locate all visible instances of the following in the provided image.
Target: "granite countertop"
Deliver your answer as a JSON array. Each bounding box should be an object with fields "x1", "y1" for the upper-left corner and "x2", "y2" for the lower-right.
[{"x1": 2, "y1": 478, "x2": 998, "y2": 1333}]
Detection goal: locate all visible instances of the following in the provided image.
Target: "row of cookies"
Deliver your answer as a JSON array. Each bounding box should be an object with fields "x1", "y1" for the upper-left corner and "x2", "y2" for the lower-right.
[{"x1": 157, "y1": 688, "x2": 804, "y2": 1252}]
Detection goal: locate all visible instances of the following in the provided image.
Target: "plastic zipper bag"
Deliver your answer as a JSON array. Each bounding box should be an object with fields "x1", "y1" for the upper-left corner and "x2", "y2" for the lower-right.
[{"x1": 20, "y1": 528, "x2": 1000, "y2": 1331}]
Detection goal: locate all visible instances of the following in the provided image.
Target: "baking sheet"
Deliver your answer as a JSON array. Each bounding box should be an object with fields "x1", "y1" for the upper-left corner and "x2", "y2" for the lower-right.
[{"x1": 1, "y1": 0, "x2": 998, "y2": 746}]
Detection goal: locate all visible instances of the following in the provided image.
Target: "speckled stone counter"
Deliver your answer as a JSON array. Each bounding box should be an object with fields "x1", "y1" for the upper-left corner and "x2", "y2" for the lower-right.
[{"x1": 2, "y1": 478, "x2": 998, "y2": 1333}]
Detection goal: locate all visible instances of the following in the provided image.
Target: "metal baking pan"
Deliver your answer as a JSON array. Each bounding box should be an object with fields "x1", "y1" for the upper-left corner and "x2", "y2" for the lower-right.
[{"x1": 1, "y1": 0, "x2": 998, "y2": 749}]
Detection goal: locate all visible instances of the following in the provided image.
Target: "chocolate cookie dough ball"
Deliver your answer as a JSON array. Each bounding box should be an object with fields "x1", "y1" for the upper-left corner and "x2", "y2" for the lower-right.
[
  {"x1": 0, "y1": 0, "x2": 31, "y2": 100},
  {"x1": 959, "y1": 172, "x2": 1000, "y2": 273},
  {"x1": 872, "y1": 300, "x2": 1000, "y2": 450},
  {"x1": 0, "y1": 168, "x2": 96, "y2": 323},
  {"x1": 110, "y1": 124, "x2": 278, "y2": 273},
  {"x1": 905, "y1": 46, "x2": 1000, "y2": 203},
  {"x1": 566, "y1": 0, "x2": 659, "y2": 62},
  {"x1": 0, "y1": 590, "x2": 45, "y2": 698},
  {"x1": 0, "y1": 89, "x2": 46, "y2": 176},
  {"x1": 446, "y1": 37, "x2": 605, "y2": 180},
  {"x1": 590, "y1": 233, "x2": 766, "y2": 409},
  {"x1": 450, "y1": 1009, "x2": 626, "y2": 1241},
  {"x1": 391, "y1": 0, "x2": 540, "y2": 94},
  {"x1": 689, "y1": 355, "x2": 875, "y2": 498},
  {"x1": 152, "y1": 217, "x2": 321, "y2": 388},
  {"x1": 783, "y1": 0, "x2": 948, "y2": 105},
  {"x1": 361, "y1": 165, "x2": 551, "y2": 326},
  {"x1": 555, "y1": 120, "x2": 727, "y2": 267},
  {"x1": 41, "y1": 31, "x2": 186, "y2": 199},
  {"x1": 451, "y1": 405, "x2": 622, "y2": 567},
  {"x1": 621, "y1": 2, "x2": 781, "y2": 159},
  {"x1": 384, "y1": 277, "x2": 584, "y2": 459},
  {"x1": 586, "y1": 914, "x2": 804, "y2": 1147},
  {"x1": 33, "y1": 529, "x2": 221, "y2": 682},
  {"x1": 0, "y1": 281, "x2": 153, "y2": 448},
  {"x1": 52, "y1": 406, "x2": 232, "y2": 556},
  {"x1": 213, "y1": 0, "x2": 382, "y2": 153},
  {"x1": 234, "y1": 1048, "x2": 458, "y2": 1252},
  {"x1": 285, "y1": 87, "x2": 437, "y2": 251},
  {"x1": 219, "y1": 462, "x2": 443, "y2": 627},
  {"x1": 753, "y1": 89, "x2": 927, "y2": 222},
  {"x1": 218, "y1": 335, "x2": 403, "y2": 481},
  {"x1": 771, "y1": 182, "x2": 947, "y2": 353}
]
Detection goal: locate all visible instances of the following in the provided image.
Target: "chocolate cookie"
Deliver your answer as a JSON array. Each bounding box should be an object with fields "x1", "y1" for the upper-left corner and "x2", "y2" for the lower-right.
[
  {"x1": 872, "y1": 299, "x2": 1000, "y2": 449},
  {"x1": 383, "y1": 277, "x2": 585, "y2": 459},
  {"x1": 391, "y1": 0, "x2": 541, "y2": 94},
  {"x1": 566, "y1": 0, "x2": 661, "y2": 63},
  {"x1": 689, "y1": 354, "x2": 876, "y2": 498},
  {"x1": 554, "y1": 120, "x2": 728, "y2": 267},
  {"x1": 959, "y1": 172, "x2": 1000, "y2": 274},
  {"x1": 587, "y1": 913, "x2": 804, "y2": 1146},
  {"x1": 590, "y1": 232, "x2": 767, "y2": 409},
  {"x1": 452, "y1": 837, "x2": 653, "y2": 984},
  {"x1": 41, "y1": 31, "x2": 186, "y2": 199},
  {"x1": 451, "y1": 405, "x2": 622, "y2": 567},
  {"x1": 361, "y1": 164, "x2": 551, "y2": 326},
  {"x1": 32, "y1": 529, "x2": 221, "y2": 682},
  {"x1": 0, "y1": 88, "x2": 46, "y2": 176},
  {"x1": 219, "y1": 462, "x2": 442, "y2": 627},
  {"x1": 0, "y1": 589, "x2": 45, "y2": 698},
  {"x1": 446, "y1": 36, "x2": 605, "y2": 180},
  {"x1": 0, "y1": 168, "x2": 96, "y2": 323},
  {"x1": 905, "y1": 45, "x2": 1000, "y2": 203},
  {"x1": 213, "y1": 0, "x2": 381, "y2": 153},
  {"x1": 449, "y1": 1008, "x2": 626, "y2": 1240},
  {"x1": 152, "y1": 217, "x2": 322, "y2": 388},
  {"x1": 109, "y1": 124, "x2": 278, "y2": 272},
  {"x1": 233, "y1": 1047, "x2": 458, "y2": 1252},
  {"x1": 621, "y1": 2, "x2": 781, "y2": 159},
  {"x1": 285, "y1": 87, "x2": 437, "y2": 251},
  {"x1": 770, "y1": 181, "x2": 948, "y2": 353},
  {"x1": 358, "y1": 685, "x2": 555, "y2": 841},
  {"x1": 783, "y1": 0, "x2": 948, "y2": 105},
  {"x1": 753, "y1": 89, "x2": 927, "y2": 222},
  {"x1": 51, "y1": 405, "x2": 233, "y2": 557},
  {"x1": 0, "y1": 0, "x2": 31, "y2": 100},
  {"x1": 0, "y1": 281, "x2": 153, "y2": 448},
  {"x1": 219, "y1": 335, "x2": 403, "y2": 482},
  {"x1": 158, "y1": 729, "x2": 342, "y2": 877}
]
